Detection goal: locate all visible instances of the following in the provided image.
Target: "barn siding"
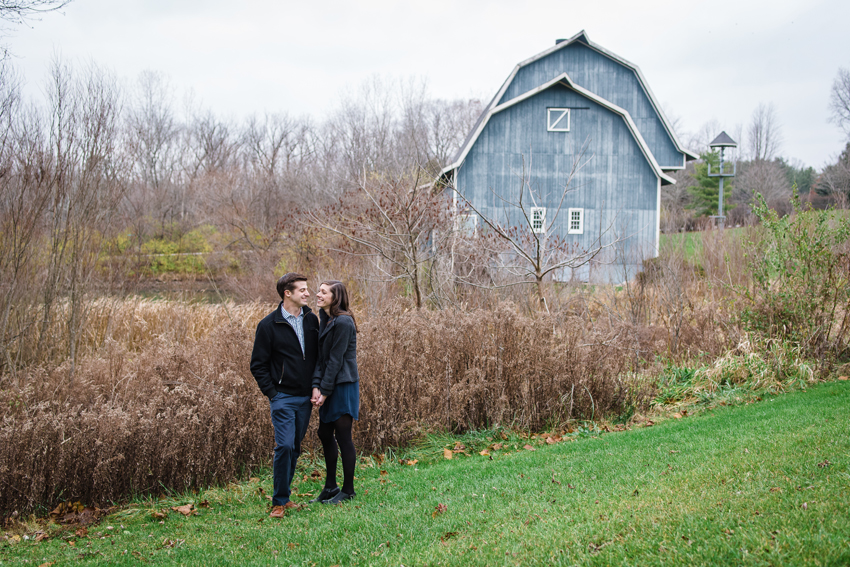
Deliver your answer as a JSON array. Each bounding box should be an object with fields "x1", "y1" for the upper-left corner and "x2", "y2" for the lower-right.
[
  {"x1": 498, "y1": 41, "x2": 683, "y2": 170},
  {"x1": 455, "y1": 82, "x2": 658, "y2": 282}
]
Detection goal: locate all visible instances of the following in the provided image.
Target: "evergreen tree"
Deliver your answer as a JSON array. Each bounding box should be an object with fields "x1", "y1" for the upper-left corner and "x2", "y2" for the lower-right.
[
  {"x1": 686, "y1": 151, "x2": 734, "y2": 218},
  {"x1": 777, "y1": 158, "x2": 816, "y2": 195}
]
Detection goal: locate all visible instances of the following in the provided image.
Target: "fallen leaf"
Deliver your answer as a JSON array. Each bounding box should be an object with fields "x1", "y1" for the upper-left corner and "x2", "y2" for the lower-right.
[
  {"x1": 373, "y1": 454, "x2": 385, "y2": 464},
  {"x1": 443, "y1": 449, "x2": 453, "y2": 460},
  {"x1": 171, "y1": 504, "x2": 198, "y2": 516},
  {"x1": 545, "y1": 436, "x2": 559, "y2": 444},
  {"x1": 838, "y1": 376, "x2": 848, "y2": 381},
  {"x1": 38, "y1": 562, "x2": 54, "y2": 567},
  {"x1": 380, "y1": 470, "x2": 388, "y2": 476},
  {"x1": 479, "y1": 450, "x2": 490, "y2": 456},
  {"x1": 567, "y1": 483, "x2": 575, "y2": 489},
  {"x1": 673, "y1": 413, "x2": 683, "y2": 419},
  {"x1": 769, "y1": 487, "x2": 782, "y2": 493},
  {"x1": 817, "y1": 459, "x2": 831, "y2": 468},
  {"x1": 499, "y1": 431, "x2": 508, "y2": 440},
  {"x1": 288, "y1": 542, "x2": 299, "y2": 549},
  {"x1": 645, "y1": 420, "x2": 655, "y2": 427},
  {"x1": 74, "y1": 527, "x2": 87, "y2": 538},
  {"x1": 551, "y1": 472, "x2": 561, "y2": 486},
  {"x1": 249, "y1": 477, "x2": 260, "y2": 483},
  {"x1": 523, "y1": 444, "x2": 536, "y2": 451},
  {"x1": 151, "y1": 509, "x2": 167, "y2": 519},
  {"x1": 441, "y1": 531, "x2": 458, "y2": 542},
  {"x1": 802, "y1": 502, "x2": 808, "y2": 510},
  {"x1": 491, "y1": 443, "x2": 504, "y2": 450},
  {"x1": 407, "y1": 459, "x2": 418, "y2": 466},
  {"x1": 310, "y1": 469, "x2": 323, "y2": 479},
  {"x1": 433, "y1": 503, "x2": 448, "y2": 517},
  {"x1": 453, "y1": 442, "x2": 466, "y2": 451},
  {"x1": 198, "y1": 500, "x2": 211, "y2": 508}
]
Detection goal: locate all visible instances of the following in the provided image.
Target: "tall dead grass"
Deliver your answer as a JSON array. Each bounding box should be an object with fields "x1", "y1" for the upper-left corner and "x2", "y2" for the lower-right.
[
  {"x1": 1, "y1": 228, "x2": 769, "y2": 517},
  {"x1": 0, "y1": 297, "x2": 666, "y2": 517}
]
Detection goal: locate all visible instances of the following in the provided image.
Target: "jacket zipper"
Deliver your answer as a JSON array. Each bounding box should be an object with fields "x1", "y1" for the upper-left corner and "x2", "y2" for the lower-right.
[{"x1": 276, "y1": 319, "x2": 306, "y2": 384}]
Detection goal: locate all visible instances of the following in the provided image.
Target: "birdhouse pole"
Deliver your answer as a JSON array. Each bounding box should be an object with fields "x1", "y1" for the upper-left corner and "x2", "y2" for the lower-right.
[{"x1": 707, "y1": 131, "x2": 738, "y2": 228}]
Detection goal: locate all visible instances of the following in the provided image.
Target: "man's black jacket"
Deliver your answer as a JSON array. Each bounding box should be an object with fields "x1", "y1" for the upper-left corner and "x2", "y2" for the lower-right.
[{"x1": 250, "y1": 304, "x2": 319, "y2": 399}]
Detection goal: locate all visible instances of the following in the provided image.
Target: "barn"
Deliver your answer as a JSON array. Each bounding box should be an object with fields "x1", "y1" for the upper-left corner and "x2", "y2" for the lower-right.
[{"x1": 441, "y1": 31, "x2": 696, "y2": 283}]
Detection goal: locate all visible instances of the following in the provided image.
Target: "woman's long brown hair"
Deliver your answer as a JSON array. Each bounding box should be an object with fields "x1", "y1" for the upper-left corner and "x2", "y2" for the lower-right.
[{"x1": 321, "y1": 280, "x2": 357, "y2": 332}]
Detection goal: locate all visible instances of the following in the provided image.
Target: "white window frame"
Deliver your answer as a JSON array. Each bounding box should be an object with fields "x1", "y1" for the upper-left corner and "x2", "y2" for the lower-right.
[
  {"x1": 530, "y1": 207, "x2": 546, "y2": 234},
  {"x1": 568, "y1": 208, "x2": 584, "y2": 234},
  {"x1": 547, "y1": 108, "x2": 570, "y2": 132}
]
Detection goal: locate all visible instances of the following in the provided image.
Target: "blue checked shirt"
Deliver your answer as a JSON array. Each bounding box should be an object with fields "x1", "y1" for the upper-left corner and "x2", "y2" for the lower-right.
[{"x1": 280, "y1": 305, "x2": 305, "y2": 356}]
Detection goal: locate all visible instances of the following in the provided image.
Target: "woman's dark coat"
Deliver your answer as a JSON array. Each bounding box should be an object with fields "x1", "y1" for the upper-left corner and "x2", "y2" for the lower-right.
[{"x1": 312, "y1": 309, "x2": 359, "y2": 397}]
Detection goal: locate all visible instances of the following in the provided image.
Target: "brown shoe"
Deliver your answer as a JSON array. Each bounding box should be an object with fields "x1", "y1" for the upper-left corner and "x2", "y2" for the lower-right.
[{"x1": 269, "y1": 501, "x2": 301, "y2": 518}]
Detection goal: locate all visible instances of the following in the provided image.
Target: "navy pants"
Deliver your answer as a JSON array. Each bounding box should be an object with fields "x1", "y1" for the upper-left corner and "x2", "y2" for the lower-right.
[{"x1": 269, "y1": 392, "x2": 312, "y2": 506}]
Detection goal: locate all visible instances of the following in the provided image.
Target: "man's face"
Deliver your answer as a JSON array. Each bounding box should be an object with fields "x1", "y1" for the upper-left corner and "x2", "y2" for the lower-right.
[{"x1": 285, "y1": 280, "x2": 310, "y2": 308}]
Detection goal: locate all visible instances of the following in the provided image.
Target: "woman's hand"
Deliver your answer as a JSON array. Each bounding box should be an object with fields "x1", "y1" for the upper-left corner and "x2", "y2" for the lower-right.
[{"x1": 311, "y1": 388, "x2": 325, "y2": 407}]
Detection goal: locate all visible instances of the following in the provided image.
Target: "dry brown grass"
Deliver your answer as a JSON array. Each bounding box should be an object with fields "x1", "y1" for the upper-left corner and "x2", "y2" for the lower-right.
[
  {"x1": 1, "y1": 228, "x2": 767, "y2": 517},
  {"x1": 0, "y1": 296, "x2": 672, "y2": 517},
  {"x1": 0, "y1": 301, "x2": 269, "y2": 517}
]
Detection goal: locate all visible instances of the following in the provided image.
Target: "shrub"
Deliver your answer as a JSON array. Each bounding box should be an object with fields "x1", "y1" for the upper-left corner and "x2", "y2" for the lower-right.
[{"x1": 739, "y1": 195, "x2": 850, "y2": 362}]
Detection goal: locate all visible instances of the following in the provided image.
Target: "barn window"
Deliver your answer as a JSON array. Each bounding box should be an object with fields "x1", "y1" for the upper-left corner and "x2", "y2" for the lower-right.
[
  {"x1": 531, "y1": 207, "x2": 546, "y2": 233},
  {"x1": 547, "y1": 108, "x2": 570, "y2": 132},
  {"x1": 568, "y1": 208, "x2": 584, "y2": 234}
]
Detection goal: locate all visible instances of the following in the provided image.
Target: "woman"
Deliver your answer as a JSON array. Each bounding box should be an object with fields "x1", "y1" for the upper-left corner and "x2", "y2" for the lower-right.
[{"x1": 309, "y1": 280, "x2": 360, "y2": 504}]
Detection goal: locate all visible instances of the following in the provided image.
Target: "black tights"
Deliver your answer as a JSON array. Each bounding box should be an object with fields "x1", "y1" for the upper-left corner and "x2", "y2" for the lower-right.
[{"x1": 317, "y1": 414, "x2": 356, "y2": 494}]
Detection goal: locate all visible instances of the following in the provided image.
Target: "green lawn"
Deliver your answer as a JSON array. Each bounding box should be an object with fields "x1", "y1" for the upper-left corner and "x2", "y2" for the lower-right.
[
  {"x1": 659, "y1": 226, "x2": 747, "y2": 261},
  {"x1": 3, "y1": 381, "x2": 848, "y2": 566}
]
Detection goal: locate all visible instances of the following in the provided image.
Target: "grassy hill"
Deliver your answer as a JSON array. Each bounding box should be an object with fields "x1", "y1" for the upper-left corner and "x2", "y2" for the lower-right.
[{"x1": 2, "y1": 380, "x2": 848, "y2": 566}]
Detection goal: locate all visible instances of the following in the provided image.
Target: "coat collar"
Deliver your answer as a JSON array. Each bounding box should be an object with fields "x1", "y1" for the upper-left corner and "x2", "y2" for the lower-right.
[
  {"x1": 273, "y1": 302, "x2": 313, "y2": 323},
  {"x1": 318, "y1": 308, "x2": 337, "y2": 338}
]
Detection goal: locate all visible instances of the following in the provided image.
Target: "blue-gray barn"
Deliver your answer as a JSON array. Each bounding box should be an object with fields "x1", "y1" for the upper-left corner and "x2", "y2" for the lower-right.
[{"x1": 441, "y1": 31, "x2": 695, "y2": 282}]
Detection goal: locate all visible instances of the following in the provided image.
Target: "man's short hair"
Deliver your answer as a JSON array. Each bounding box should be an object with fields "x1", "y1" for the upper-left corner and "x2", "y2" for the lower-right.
[{"x1": 276, "y1": 273, "x2": 308, "y2": 300}]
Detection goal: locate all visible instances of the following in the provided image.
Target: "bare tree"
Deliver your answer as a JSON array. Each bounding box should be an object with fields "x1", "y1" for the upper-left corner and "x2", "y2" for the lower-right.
[
  {"x1": 820, "y1": 142, "x2": 850, "y2": 206},
  {"x1": 424, "y1": 97, "x2": 483, "y2": 171},
  {"x1": 123, "y1": 70, "x2": 183, "y2": 247},
  {"x1": 829, "y1": 67, "x2": 850, "y2": 140},
  {"x1": 34, "y1": 58, "x2": 126, "y2": 371},
  {"x1": 747, "y1": 103, "x2": 783, "y2": 162},
  {"x1": 0, "y1": 68, "x2": 52, "y2": 383},
  {"x1": 0, "y1": 0, "x2": 71, "y2": 23},
  {"x1": 1, "y1": 0, "x2": 72, "y2": 59},
  {"x1": 451, "y1": 144, "x2": 620, "y2": 311},
  {"x1": 309, "y1": 170, "x2": 451, "y2": 309}
]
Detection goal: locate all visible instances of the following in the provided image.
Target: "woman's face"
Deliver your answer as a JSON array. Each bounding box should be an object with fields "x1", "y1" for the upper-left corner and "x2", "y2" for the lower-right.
[{"x1": 316, "y1": 284, "x2": 333, "y2": 310}]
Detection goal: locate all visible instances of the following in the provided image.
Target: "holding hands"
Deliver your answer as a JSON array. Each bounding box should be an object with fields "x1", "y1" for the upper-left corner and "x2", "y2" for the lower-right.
[{"x1": 311, "y1": 387, "x2": 325, "y2": 407}]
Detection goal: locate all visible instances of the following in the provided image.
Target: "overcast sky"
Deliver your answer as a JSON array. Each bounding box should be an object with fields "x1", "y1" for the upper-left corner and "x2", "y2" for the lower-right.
[{"x1": 6, "y1": 0, "x2": 850, "y2": 168}]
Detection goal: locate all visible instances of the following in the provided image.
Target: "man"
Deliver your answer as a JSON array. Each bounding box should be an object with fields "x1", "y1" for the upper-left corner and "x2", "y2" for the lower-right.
[{"x1": 250, "y1": 273, "x2": 319, "y2": 518}]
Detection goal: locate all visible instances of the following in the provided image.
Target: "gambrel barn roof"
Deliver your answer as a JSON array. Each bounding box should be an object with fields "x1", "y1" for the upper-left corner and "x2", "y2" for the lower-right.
[
  {"x1": 447, "y1": 72, "x2": 677, "y2": 186},
  {"x1": 442, "y1": 30, "x2": 696, "y2": 178}
]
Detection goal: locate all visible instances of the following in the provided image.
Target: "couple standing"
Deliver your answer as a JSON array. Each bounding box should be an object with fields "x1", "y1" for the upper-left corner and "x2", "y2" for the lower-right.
[{"x1": 249, "y1": 273, "x2": 360, "y2": 518}]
